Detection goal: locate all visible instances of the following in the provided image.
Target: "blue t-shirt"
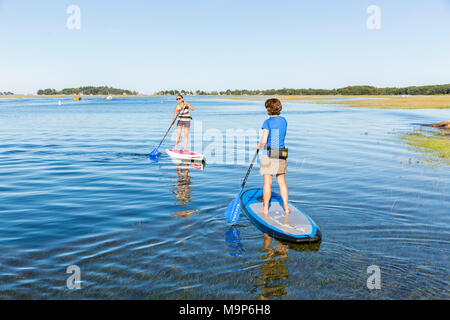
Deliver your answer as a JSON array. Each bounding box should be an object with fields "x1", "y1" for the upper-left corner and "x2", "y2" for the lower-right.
[{"x1": 261, "y1": 116, "x2": 287, "y2": 149}]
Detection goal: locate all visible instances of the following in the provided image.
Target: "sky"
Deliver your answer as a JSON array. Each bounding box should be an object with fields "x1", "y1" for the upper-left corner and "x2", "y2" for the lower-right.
[{"x1": 1, "y1": 0, "x2": 450, "y2": 94}]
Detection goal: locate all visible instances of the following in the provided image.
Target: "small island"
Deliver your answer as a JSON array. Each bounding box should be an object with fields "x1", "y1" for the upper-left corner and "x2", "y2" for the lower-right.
[{"x1": 37, "y1": 86, "x2": 139, "y2": 96}]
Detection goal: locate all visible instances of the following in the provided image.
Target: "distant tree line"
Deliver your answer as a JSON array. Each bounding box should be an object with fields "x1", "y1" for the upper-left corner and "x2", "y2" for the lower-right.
[
  {"x1": 155, "y1": 84, "x2": 450, "y2": 96},
  {"x1": 37, "y1": 86, "x2": 139, "y2": 95},
  {"x1": 0, "y1": 91, "x2": 14, "y2": 95}
]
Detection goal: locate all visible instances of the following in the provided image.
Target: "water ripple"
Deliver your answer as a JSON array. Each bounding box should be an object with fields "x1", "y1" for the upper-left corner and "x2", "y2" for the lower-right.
[{"x1": 0, "y1": 97, "x2": 448, "y2": 299}]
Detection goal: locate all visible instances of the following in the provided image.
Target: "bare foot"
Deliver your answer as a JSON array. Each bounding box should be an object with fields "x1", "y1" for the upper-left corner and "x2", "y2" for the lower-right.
[
  {"x1": 283, "y1": 207, "x2": 291, "y2": 224},
  {"x1": 260, "y1": 207, "x2": 269, "y2": 216},
  {"x1": 284, "y1": 206, "x2": 291, "y2": 215}
]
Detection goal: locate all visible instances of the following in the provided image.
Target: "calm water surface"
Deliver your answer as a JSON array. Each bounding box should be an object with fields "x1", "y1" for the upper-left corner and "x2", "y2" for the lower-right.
[{"x1": 0, "y1": 97, "x2": 448, "y2": 299}]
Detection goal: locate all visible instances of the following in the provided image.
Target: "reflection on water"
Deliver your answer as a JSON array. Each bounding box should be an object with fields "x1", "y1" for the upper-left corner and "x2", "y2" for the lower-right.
[
  {"x1": 225, "y1": 225, "x2": 322, "y2": 300},
  {"x1": 168, "y1": 156, "x2": 206, "y2": 171},
  {"x1": 172, "y1": 163, "x2": 192, "y2": 205},
  {"x1": 170, "y1": 158, "x2": 205, "y2": 205},
  {"x1": 0, "y1": 97, "x2": 448, "y2": 299},
  {"x1": 225, "y1": 226, "x2": 244, "y2": 257},
  {"x1": 253, "y1": 234, "x2": 322, "y2": 300},
  {"x1": 253, "y1": 234, "x2": 290, "y2": 299},
  {"x1": 171, "y1": 209, "x2": 199, "y2": 218}
]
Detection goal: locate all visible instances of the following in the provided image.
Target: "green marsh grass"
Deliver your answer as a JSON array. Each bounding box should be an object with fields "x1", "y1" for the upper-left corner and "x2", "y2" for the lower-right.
[{"x1": 401, "y1": 129, "x2": 450, "y2": 165}]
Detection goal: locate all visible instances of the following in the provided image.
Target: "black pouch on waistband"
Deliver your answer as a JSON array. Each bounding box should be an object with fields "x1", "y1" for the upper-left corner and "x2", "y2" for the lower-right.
[{"x1": 267, "y1": 147, "x2": 288, "y2": 160}]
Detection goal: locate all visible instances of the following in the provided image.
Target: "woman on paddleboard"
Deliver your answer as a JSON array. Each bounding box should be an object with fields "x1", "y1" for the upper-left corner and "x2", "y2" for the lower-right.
[
  {"x1": 257, "y1": 98, "x2": 290, "y2": 217},
  {"x1": 172, "y1": 94, "x2": 195, "y2": 151}
]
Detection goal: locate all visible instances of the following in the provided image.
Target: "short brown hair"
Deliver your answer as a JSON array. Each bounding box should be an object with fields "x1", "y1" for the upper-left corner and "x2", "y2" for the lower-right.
[{"x1": 265, "y1": 98, "x2": 282, "y2": 115}]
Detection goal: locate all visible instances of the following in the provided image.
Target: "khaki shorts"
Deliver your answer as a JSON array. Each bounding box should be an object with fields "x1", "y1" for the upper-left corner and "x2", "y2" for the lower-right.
[{"x1": 260, "y1": 155, "x2": 287, "y2": 175}]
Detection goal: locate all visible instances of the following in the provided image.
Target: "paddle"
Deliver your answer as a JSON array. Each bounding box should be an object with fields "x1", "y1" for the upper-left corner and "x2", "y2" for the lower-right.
[
  {"x1": 225, "y1": 226, "x2": 243, "y2": 256},
  {"x1": 149, "y1": 105, "x2": 187, "y2": 159},
  {"x1": 225, "y1": 149, "x2": 260, "y2": 223}
]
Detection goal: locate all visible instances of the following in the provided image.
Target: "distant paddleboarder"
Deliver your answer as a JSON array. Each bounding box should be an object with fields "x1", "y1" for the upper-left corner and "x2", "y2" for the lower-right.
[
  {"x1": 172, "y1": 94, "x2": 195, "y2": 151},
  {"x1": 257, "y1": 98, "x2": 290, "y2": 217}
]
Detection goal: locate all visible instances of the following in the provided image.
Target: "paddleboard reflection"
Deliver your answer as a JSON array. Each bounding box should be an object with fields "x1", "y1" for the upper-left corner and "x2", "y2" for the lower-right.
[
  {"x1": 168, "y1": 156, "x2": 206, "y2": 171},
  {"x1": 225, "y1": 225, "x2": 321, "y2": 299}
]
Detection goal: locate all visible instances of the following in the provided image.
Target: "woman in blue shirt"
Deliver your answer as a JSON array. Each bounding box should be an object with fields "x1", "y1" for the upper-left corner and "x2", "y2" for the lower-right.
[{"x1": 257, "y1": 98, "x2": 290, "y2": 216}]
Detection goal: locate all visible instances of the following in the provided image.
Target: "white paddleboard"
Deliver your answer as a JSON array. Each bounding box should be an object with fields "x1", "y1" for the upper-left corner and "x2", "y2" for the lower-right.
[
  {"x1": 166, "y1": 149, "x2": 205, "y2": 162},
  {"x1": 168, "y1": 157, "x2": 205, "y2": 170}
]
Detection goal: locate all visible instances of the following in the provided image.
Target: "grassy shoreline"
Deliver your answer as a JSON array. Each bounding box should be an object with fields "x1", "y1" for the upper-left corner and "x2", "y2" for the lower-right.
[
  {"x1": 316, "y1": 95, "x2": 450, "y2": 109},
  {"x1": 209, "y1": 94, "x2": 450, "y2": 109},
  {"x1": 401, "y1": 131, "x2": 450, "y2": 165}
]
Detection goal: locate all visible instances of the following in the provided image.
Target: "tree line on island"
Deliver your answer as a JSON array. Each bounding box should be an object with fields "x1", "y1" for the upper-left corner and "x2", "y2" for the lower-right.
[
  {"x1": 37, "y1": 86, "x2": 139, "y2": 96},
  {"x1": 34, "y1": 84, "x2": 450, "y2": 97},
  {"x1": 156, "y1": 84, "x2": 450, "y2": 96}
]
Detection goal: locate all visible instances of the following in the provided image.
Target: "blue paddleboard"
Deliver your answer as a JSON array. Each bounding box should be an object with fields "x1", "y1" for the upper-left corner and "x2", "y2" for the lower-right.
[{"x1": 241, "y1": 189, "x2": 321, "y2": 243}]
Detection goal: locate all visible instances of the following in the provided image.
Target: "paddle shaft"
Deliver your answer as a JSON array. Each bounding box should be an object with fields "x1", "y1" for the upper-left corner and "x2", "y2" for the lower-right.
[
  {"x1": 225, "y1": 149, "x2": 259, "y2": 223},
  {"x1": 241, "y1": 149, "x2": 259, "y2": 188}
]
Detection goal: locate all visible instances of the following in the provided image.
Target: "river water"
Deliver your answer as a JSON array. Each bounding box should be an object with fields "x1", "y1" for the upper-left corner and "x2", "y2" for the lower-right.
[{"x1": 0, "y1": 96, "x2": 448, "y2": 299}]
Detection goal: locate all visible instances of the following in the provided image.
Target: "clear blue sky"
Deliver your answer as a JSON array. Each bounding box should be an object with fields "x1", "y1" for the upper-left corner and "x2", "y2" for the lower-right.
[{"x1": 1, "y1": 0, "x2": 450, "y2": 94}]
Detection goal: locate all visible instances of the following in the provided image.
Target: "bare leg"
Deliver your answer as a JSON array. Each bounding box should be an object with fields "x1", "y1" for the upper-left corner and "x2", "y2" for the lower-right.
[
  {"x1": 261, "y1": 174, "x2": 272, "y2": 216},
  {"x1": 276, "y1": 173, "x2": 290, "y2": 215},
  {"x1": 183, "y1": 126, "x2": 190, "y2": 151},
  {"x1": 174, "y1": 126, "x2": 182, "y2": 150}
]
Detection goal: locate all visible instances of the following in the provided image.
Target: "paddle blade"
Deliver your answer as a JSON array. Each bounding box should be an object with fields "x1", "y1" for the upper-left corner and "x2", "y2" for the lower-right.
[
  {"x1": 225, "y1": 187, "x2": 243, "y2": 223},
  {"x1": 149, "y1": 147, "x2": 159, "y2": 158},
  {"x1": 149, "y1": 148, "x2": 159, "y2": 163}
]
